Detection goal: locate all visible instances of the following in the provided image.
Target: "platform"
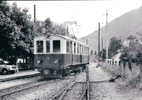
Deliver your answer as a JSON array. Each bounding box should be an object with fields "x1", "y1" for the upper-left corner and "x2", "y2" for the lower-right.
[{"x1": 0, "y1": 70, "x2": 40, "y2": 82}]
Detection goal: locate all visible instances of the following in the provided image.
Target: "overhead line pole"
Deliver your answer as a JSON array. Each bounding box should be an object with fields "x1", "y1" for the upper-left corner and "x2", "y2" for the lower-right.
[
  {"x1": 98, "y1": 22, "x2": 101, "y2": 57},
  {"x1": 105, "y1": 10, "x2": 108, "y2": 59},
  {"x1": 33, "y1": 3, "x2": 36, "y2": 55},
  {"x1": 101, "y1": 37, "x2": 103, "y2": 51},
  {"x1": 34, "y1": 4, "x2": 36, "y2": 23}
]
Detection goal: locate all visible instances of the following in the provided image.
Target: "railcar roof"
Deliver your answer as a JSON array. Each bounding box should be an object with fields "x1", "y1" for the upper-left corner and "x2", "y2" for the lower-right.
[{"x1": 34, "y1": 34, "x2": 89, "y2": 47}]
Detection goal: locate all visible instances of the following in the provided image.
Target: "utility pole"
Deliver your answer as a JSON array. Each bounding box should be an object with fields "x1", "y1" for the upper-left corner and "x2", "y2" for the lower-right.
[
  {"x1": 33, "y1": 4, "x2": 37, "y2": 37},
  {"x1": 105, "y1": 10, "x2": 109, "y2": 59},
  {"x1": 101, "y1": 37, "x2": 103, "y2": 51},
  {"x1": 33, "y1": 4, "x2": 36, "y2": 55},
  {"x1": 34, "y1": 4, "x2": 36, "y2": 23},
  {"x1": 98, "y1": 22, "x2": 101, "y2": 57}
]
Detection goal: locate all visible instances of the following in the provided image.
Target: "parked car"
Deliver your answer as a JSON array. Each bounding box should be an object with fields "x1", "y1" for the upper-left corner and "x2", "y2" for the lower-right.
[{"x1": 0, "y1": 60, "x2": 18, "y2": 75}]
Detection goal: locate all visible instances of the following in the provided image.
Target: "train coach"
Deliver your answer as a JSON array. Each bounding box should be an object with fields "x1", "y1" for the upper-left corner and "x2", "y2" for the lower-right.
[{"x1": 34, "y1": 34, "x2": 89, "y2": 78}]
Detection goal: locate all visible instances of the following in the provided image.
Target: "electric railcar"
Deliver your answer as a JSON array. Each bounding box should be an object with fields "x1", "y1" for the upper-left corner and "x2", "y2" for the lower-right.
[{"x1": 34, "y1": 34, "x2": 89, "y2": 78}]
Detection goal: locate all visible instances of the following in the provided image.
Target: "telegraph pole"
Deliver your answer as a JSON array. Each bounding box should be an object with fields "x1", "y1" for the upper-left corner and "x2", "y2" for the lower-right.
[
  {"x1": 34, "y1": 4, "x2": 36, "y2": 23},
  {"x1": 98, "y1": 22, "x2": 101, "y2": 57},
  {"x1": 105, "y1": 10, "x2": 108, "y2": 59},
  {"x1": 101, "y1": 37, "x2": 103, "y2": 51},
  {"x1": 33, "y1": 4, "x2": 37, "y2": 37}
]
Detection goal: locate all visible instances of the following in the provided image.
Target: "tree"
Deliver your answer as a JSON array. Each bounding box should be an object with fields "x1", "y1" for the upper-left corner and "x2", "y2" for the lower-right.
[
  {"x1": 0, "y1": 2, "x2": 18, "y2": 58},
  {"x1": 120, "y1": 35, "x2": 142, "y2": 82},
  {"x1": 108, "y1": 37, "x2": 122, "y2": 58},
  {"x1": 10, "y1": 3, "x2": 33, "y2": 52},
  {"x1": 35, "y1": 18, "x2": 70, "y2": 38},
  {"x1": 0, "y1": 2, "x2": 33, "y2": 63}
]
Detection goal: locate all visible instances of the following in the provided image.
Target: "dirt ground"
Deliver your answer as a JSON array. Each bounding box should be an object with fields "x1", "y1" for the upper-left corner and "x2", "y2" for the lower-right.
[{"x1": 89, "y1": 62, "x2": 142, "y2": 100}]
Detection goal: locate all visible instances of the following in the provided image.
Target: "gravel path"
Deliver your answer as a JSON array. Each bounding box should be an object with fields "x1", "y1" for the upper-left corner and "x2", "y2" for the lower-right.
[
  {"x1": 89, "y1": 62, "x2": 142, "y2": 100},
  {"x1": 75, "y1": 71, "x2": 86, "y2": 82}
]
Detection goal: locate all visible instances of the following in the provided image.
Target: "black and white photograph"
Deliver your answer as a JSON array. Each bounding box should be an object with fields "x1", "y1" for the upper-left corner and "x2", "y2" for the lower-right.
[{"x1": 0, "y1": 0, "x2": 142, "y2": 99}]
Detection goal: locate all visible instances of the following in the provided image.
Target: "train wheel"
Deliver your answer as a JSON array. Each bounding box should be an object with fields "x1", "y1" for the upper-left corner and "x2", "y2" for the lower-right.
[{"x1": 53, "y1": 70, "x2": 57, "y2": 75}]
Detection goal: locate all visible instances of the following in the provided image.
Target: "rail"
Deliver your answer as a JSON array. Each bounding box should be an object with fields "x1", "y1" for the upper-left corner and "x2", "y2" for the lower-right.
[
  {"x1": 0, "y1": 79, "x2": 57, "y2": 99},
  {"x1": 85, "y1": 64, "x2": 90, "y2": 100}
]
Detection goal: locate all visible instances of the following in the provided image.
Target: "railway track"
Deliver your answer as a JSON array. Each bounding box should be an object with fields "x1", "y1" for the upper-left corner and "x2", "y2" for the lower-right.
[
  {"x1": 48, "y1": 80, "x2": 89, "y2": 100},
  {"x1": 0, "y1": 74, "x2": 77, "y2": 100},
  {"x1": 0, "y1": 67, "x2": 89, "y2": 100},
  {"x1": 48, "y1": 79, "x2": 76, "y2": 100},
  {"x1": 0, "y1": 79, "x2": 48, "y2": 99},
  {"x1": 59, "y1": 82, "x2": 88, "y2": 100},
  {"x1": 48, "y1": 66, "x2": 90, "y2": 100}
]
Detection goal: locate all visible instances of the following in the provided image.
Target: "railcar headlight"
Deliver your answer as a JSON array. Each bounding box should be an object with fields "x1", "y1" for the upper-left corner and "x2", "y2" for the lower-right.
[
  {"x1": 43, "y1": 69, "x2": 50, "y2": 75},
  {"x1": 37, "y1": 60, "x2": 41, "y2": 64},
  {"x1": 54, "y1": 59, "x2": 59, "y2": 64}
]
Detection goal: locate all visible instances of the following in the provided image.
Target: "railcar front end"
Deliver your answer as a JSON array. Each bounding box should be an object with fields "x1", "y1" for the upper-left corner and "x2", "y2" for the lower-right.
[{"x1": 34, "y1": 54, "x2": 64, "y2": 78}]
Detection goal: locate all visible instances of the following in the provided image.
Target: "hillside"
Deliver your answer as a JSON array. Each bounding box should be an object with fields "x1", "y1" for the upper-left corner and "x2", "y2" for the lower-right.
[{"x1": 81, "y1": 6, "x2": 142, "y2": 52}]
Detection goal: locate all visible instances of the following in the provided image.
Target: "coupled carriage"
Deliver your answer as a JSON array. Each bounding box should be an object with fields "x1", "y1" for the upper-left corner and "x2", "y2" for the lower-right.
[{"x1": 34, "y1": 34, "x2": 89, "y2": 78}]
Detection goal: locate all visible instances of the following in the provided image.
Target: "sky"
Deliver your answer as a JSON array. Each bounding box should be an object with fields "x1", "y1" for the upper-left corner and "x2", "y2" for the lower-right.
[{"x1": 8, "y1": 0, "x2": 142, "y2": 38}]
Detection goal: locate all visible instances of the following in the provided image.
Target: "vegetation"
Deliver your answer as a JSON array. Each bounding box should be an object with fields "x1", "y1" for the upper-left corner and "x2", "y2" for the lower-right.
[
  {"x1": 108, "y1": 35, "x2": 142, "y2": 59},
  {"x1": 34, "y1": 18, "x2": 77, "y2": 39},
  {"x1": 108, "y1": 37, "x2": 122, "y2": 58},
  {"x1": 0, "y1": 2, "x2": 33, "y2": 64}
]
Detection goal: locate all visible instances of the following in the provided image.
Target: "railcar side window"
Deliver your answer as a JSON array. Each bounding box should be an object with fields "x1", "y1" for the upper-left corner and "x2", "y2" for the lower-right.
[
  {"x1": 66, "y1": 41, "x2": 70, "y2": 53},
  {"x1": 77, "y1": 44, "x2": 79, "y2": 54},
  {"x1": 85, "y1": 47, "x2": 87, "y2": 55},
  {"x1": 82, "y1": 45, "x2": 83, "y2": 54},
  {"x1": 67, "y1": 41, "x2": 73, "y2": 53},
  {"x1": 46, "y1": 41, "x2": 50, "y2": 53},
  {"x1": 36, "y1": 41, "x2": 43, "y2": 53},
  {"x1": 70, "y1": 41, "x2": 73, "y2": 53},
  {"x1": 53, "y1": 40, "x2": 60, "y2": 52},
  {"x1": 87, "y1": 47, "x2": 89, "y2": 55},
  {"x1": 80, "y1": 45, "x2": 82, "y2": 54},
  {"x1": 74, "y1": 43, "x2": 76, "y2": 54}
]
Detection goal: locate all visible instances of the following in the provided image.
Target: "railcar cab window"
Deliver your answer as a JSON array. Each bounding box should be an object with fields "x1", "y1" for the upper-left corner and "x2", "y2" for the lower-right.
[
  {"x1": 46, "y1": 41, "x2": 50, "y2": 53},
  {"x1": 53, "y1": 40, "x2": 60, "y2": 53},
  {"x1": 36, "y1": 40, "x2": 43, "y2": 53}
]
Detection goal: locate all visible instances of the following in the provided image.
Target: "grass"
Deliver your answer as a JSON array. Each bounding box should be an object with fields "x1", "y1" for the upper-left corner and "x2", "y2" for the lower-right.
[{"x1": 101, "y1": 62, "x2": 142, "y2": 88}]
